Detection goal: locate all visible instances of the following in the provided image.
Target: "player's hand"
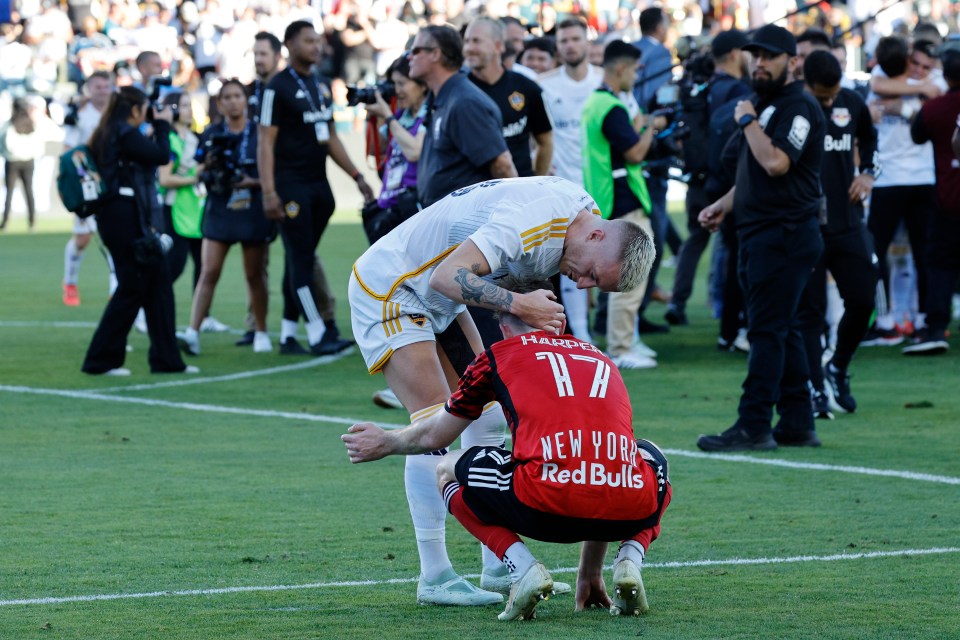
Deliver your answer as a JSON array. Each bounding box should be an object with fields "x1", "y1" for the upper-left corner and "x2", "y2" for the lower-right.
[
  {"x1": 512, "y1": 289, "x2": 565, "y2": 335},
  {"x1": 733, "y1": 99, "x2": 756, "y2": 122},
  {"x1": 263, "y1": 192, "x2": 284, "y2": 221},
  {"x1": 698, "y1": 201, "x2": 727, "y2": 233},
  {"x1": 341, "y1": 422, "x2": 390, "y2": 463},
  {"x1": 848, "y1": 173, "x2": 874, "y2": 204},
  {"x1": 575, "y1": 574, "x2": 612, "y2": 611},
  {"x1": 356, "y1": 175, "x2": 375, "y2": 203}
]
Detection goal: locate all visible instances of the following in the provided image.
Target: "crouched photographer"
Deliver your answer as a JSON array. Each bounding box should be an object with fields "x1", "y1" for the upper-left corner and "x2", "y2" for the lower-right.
[
  {"x1": 178, "y1": 79, "x2": 274, "y2": 356},
  {"x1": 81, "y1": 86, "x2": 191, "y2": 375},
  {"x1": 357, "y1": 54, "x2": 426, "y2": 244}
]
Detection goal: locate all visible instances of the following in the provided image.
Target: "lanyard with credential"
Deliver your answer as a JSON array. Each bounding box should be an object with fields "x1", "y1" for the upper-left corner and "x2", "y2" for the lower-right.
[{"x1": 288, "y1": 67, "x2": 329, "y2": 143}]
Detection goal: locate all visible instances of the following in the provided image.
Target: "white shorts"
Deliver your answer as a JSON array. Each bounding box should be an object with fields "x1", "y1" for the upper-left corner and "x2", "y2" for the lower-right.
[
  {"x1": 73, "y1": 214, "x2": 97, "y2": 234},
  {"x1": 348, "y1": 269, "x2": 460, "y2": 373}
]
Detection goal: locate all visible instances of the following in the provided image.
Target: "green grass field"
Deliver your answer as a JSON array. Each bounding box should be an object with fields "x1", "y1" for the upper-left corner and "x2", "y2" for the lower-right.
[{"x1": 1, "y1": 223, "x2": 958, "y2": 640}]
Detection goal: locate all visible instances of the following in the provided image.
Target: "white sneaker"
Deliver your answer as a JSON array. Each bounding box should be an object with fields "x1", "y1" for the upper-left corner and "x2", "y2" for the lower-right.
[
  {"x1": 631, "y1": 338, "x2": 658, "y2": 359},
  {"x1": 183, "y1": 365, "x2": 200, "y2": 374},
  {"x1": 104, "y1": 367, "x2": 131, "y2": 376},
  {"x1": 482, "y1": 565, "x2": 570, "y2": 595},
  {"x1": 372, "y1": 388, "x2": 404, "y2": 409},
  {"x1": 610, "y1": 558, "x2": 648, "y2": 616},
  {"x1": 497, "y1": 562, "x2": 553, "y2": 621},
  {"x1": 199, "y1": 316, "x2": 230, "y2": 333},
  {"x1": 416, "y1": 572, "x2": 503, "y2": 606},
  {"x1": 733, "y1": 328, "x2": 750, "y2": 353},
  {"x1": 252, "y1": 332, "x2": 272, "y2": 353},
  {"x1": 134, "y1": 309, "x2": 147, "y2": 334},
  {"x1": 611, "y1": 352, "x2": 658, "y2": 370},
  {"x1": 177, "y1": 328, "x2": 200, "y2": 356}
]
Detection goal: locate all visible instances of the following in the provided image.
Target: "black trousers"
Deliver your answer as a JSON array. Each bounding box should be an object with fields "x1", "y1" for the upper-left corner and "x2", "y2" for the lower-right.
[
  {"x1": 276, "y1": 179, "x2": 335, "y2": 326},
  {"x1": 798, "y1": 225, "x2": 878, "y2": 387},
  {"x1": 82, "y1": 198, "x2": 185, "y2": 374},
  {"x1": 162, "y1": 204, "x2": 202, "y2": 289},
  {"x1": 867, "y1": 184, "x2": 936, "y2": 316},
  {"x1": 719, "y1": 215, "x2": 746, "y2": 343},
  {"x1": 1, "y1": 159, "x2": 35, "y2": 227},
  {"x1": 925, "y1": 210, "x2": 960, "y2": 334},
  {"x1": 670, "y1": 182, "x2": 713, "y2": 313},
  {"x1": 735, "y1": 219, "x2": 823, "y2": 435}
]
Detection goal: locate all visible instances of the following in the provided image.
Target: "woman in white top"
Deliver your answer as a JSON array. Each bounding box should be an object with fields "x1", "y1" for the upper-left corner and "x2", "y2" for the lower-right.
[{"x1": 0, "y1": 97, "x2": 43, "y2": 231}]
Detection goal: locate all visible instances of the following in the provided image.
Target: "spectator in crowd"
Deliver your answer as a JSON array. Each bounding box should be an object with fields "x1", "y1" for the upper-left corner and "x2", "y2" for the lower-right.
[
  {"x1": 62, "y1": 70, "x2": 117, "y2": 306},
  {"x1": 697, "y1": 25, "x2": 825, "y2": 452},
  {"x1": 519, "y1": 36, "x2": 556, "y2": 74},
  {"x1": 633, "y1": 8, "x2": 672, "y2": 110},
  {"x1": 0, "y1": 97, "x2": 42, "y2": 232},
  {"x1": 500, "y1": 15, "x2": 537, "y2": 80},
  {"x1": 410, "y1": 24, "x2": 516, "y2": 208},
  {"x1": 80, "y1": 86, "x2": 194, "y2": 375},
  {"x1": 539, "y1": 18, "x2": 605, "y2": 343},
  {"x1": 68, "y1": 15, "x2": 115, "y2": 86},
  {"x1": 342, "y1": 277, "x2": 671, "y2": 621},
  {"x1": 178, "y1": 79, "x2": 274, "y2": 357},
  {"x1": 0, "y1": 23, "x2": 32, "y2": 96},
  {"x1": 581, "y1": 40, "x2": 665, "y2": 370},
  {"x1": 794, "y1": 28, "x2": 832, "y2": 80},
  {"x1": 906, "y1": 47, "x2": 960, "y2": 355},
  {"x1": 797, "y1": 50, "x2": 879, "y2": 417},
  {"x1": 464, "y1": 17, "x2": 553, "y2": 178},
  {"x1": 134, "y1": 49, "x2": 164, "y2": 89},
  {"x1": 258, "y1": 20, "x2": 368, "y2": 357}
]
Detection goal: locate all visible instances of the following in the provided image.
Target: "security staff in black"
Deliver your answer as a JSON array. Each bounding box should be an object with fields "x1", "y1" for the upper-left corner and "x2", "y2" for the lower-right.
[
  {"x1": 697, "y1": 25, "x2": 826, "y2": 452},
  {"x1": 798, "y1": 51, "x2": 880, "y2": 417},
  {"x1": 259, "y1": 21, "x2": 373, "y2": 356}
]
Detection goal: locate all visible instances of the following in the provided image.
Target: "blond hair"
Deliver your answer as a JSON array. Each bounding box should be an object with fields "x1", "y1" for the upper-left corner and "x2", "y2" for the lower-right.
[{"x1": 615, "y1": 219, "x2": 656, "y2": 292}]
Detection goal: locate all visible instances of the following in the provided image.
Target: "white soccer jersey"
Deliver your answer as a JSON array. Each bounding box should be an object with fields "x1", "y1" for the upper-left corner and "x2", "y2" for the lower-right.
[
  {"x1": 352, "y1": 176, "x2": 596, "y2": 327},
  {"x1": 538, "y1": 65, "x2": 604, "y2": 184}
]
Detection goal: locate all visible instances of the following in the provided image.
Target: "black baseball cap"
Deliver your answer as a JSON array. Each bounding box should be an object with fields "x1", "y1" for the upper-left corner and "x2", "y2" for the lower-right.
[
  {"x1": 712, "y1": 29, "x2": 748, "y2": 58},
  {"x1": 744, "y1": 24, "x2": 797, "y2": 57}
]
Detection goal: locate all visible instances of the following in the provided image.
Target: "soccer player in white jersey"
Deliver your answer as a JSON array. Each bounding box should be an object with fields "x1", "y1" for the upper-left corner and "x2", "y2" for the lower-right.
[
  {"x1": 348, "y1": 175, "x2": 654, "y2": 606},
  {"x1": 538, "y1": 18, "x2": 605, "y2": 343}
]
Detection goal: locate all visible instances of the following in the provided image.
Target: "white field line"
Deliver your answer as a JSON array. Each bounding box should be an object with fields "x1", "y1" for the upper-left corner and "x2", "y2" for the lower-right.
[
  {"x1": 3, "y1": 384, "x2": 960, "y2": 486},
  {"x1": 2, "y1": 547, "x2": 957, "y2": 608},
  {"x1": 0, "y1": 320, "x2": 98, "y2": 328}
]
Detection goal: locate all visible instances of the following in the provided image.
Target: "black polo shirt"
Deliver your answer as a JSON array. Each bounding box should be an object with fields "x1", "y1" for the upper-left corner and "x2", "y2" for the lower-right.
[
  {"x1": 818, "y1": 87, "x2": 877, "y2": 235},
  {"x1": 260, "y1": 67, "x2": 334, "y2": 181},
  {"x1": 418, "y1": 72, "x2": 508, "y2": 207},
  {"x1": 468, "y1": 70, "x2": 552, "y2": 178},
  {"x1": 247, "y1": 78, "x2": 267, "y2": 124},
  {"x1": 733, "y1": 81, "x2": 825, "y2": 233}
]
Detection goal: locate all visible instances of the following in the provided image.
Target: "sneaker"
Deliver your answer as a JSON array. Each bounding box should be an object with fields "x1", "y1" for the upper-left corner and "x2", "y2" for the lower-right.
[
  {"x1": 902, "y1": 330, "x2": 949, "y2": 356},
  {"x1": 824, "y1": 363, "x2": 856, "y2": 413},
  {"x1": 772, "y1": 427, "x2": 822, "y2": 447},
  {"x1": 811, "y1": 387, "x2": 834, "y2": 420},
  {"x1": 664, "y1": 306, "x2": 688, "y2": 326},
  {"x1": 860, "y1": 326, "x2": 903, "y2": 347},
  {"x1": 417, "y1": 572, "x2": 504, "y2": 607},
  {"x1": 611, "y1": 352, "x2": 658, "y2": 370},
  {"x1": 481, "y1": 565, "x2": 571, "y2": 596},
  {"x1": 235, "y1": 331, "x2": 255, "y2": 347},
  {"x1": 696, "y1": 426, "x2": 777, "y2": 452},
  {"x1": 631, "y1": 338, "x2": 658, "y2": 359},
  {"x1": 182, "y1": 365, "x2": 200, "y2": 374},
  {"x1": 134, "y1": 309, "x2": 148, "y2": 334},
  {"x1": 497, "y1": 562, "x2": 553, "y2": 621},
  {"x1": 372, "y1": 388, "x2": 404, "y2": 409},
  {"x1": 176, "y1": 329, "x2": 200, "y2": 356},
  {"x1": 63, "y1": 283, "x2": 81, "y2": 306},
  {"x1": 732, "y1": 328, "x2": 750, "y2": 353},
  {"x1": 253, "y1": 332, "x2": 272, "y2": 353},
  {"x1": 103, "y1": 367, "x2": 131, "y2": 376},
  {"x1": 309, "y1": 327, "x2": 355, "y2": 357},
  {"x1": 279, "y1": 337, "x2": 309, "y2": 355},
  {"x1": 610, "y1": 558, "x2": 648, "y2": 616},
  {"x1": 199, "y1": 316, "x2": 231, "y2": 333}
]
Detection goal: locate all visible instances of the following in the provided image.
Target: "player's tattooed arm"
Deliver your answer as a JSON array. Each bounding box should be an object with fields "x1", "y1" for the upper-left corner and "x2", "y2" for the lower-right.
[{"x1": 453, "y1": 267, "x2": 514, "y2": 311}]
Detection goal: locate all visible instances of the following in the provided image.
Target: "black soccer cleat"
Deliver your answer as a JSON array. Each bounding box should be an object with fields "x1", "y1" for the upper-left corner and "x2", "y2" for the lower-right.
[{"x1": 824, "y1": 363, "x2": 857, "y2": 413}]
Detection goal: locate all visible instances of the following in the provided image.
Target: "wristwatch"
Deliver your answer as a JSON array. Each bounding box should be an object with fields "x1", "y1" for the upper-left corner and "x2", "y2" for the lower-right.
[{"x1": 738, "y1": 113, "x2": 757, "y2": 129}]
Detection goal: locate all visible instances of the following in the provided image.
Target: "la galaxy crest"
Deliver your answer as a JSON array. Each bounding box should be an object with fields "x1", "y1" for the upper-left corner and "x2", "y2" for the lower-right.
[
  {"x1": 508, "y1": 91, "x2": 526, "y2": 112},
  {"x1": 408, "y1": 314, "x2": 427, "y2": 328},
  {"x1": 285, "y1": 201, "x2": 301, "y2": 219}
]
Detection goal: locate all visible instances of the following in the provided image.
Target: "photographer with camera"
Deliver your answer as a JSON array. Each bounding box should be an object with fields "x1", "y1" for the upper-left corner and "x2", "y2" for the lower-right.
[
  {"x1": 178, "y1": 79, "x2": 274, "y2": 356},
  {"x1": 81, "y1": 86, "x2": 195, "y2": 376},
  {"x1": 360, "y1": 54, "x2": 427, "y2": 245}
]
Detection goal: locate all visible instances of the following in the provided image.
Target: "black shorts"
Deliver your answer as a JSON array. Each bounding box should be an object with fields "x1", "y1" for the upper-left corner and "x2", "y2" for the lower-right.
[{"x1": 451, "y1": 440, "x2": 670, "y2": 544}]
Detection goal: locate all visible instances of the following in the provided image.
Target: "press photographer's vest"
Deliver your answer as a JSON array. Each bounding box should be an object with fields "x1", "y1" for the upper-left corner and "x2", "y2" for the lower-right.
[{"x1": 581, "y1": 91, "x2": 651, "y2": 219}]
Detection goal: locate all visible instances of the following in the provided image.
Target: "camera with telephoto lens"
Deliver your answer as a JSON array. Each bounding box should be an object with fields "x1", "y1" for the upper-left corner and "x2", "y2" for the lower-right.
[
  {"x1": 199, "y1": 132, "x2": 252, "y2": 196},
  {"x1": 144, "y1": 75, "x2": 178, "y2": 123},
  {"x1": 346, "y1": 80, "x2": 396, "y2": 106}
]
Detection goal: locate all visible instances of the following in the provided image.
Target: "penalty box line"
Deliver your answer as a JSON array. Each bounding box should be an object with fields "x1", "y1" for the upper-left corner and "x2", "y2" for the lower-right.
[{"x1": 2, "y1": 546, "x2": 958, "y2": 608}]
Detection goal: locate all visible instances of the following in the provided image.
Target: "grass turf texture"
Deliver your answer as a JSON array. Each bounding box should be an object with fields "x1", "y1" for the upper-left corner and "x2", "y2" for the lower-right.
[{"x1": 1, "y1": 222, "x2": 958, "y2": 639}]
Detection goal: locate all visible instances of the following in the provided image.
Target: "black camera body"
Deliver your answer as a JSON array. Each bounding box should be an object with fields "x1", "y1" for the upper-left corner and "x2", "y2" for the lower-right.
[
  {"x1": 200, "y1": 132, "x2": 252, "y2": 196},
  {"x1": 346, "y1": 80, "x2": 396, "y2": 106},
  {"x1": 145, "y1": 75, "x2": 179, "y2": 123}
]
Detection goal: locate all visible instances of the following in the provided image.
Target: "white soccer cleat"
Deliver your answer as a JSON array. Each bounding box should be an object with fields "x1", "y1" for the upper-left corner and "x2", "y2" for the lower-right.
[
  {"x1": 611, "y1": 352, "x2": 658, "y2": 370},
  {"x1": 199, "y1": 316, "x2": 231, "y2": 333},
  {"x1": 372, "y1": 388, "x2": 404, "y2": 409},
  {"x1": 610, "y1": 558, "x2": 648, "y2": 616},
  {"x1": 252, "y1": 332, "x2": 272, "y2": 353},
  {"x1": 177, "y1": 329, "x2": 200, "y2": 356},
  {"x1": 631, "y1": 338, "x2": 658, "y2": 359},
  {"x1": 497, "y1": 562, "x2": 554, "y2": 621},
  {"x1": 482, "y1": 564, "x2": 570, "y2": 595},
  {"x1": 416, "y1": 574, "x2": 503, "y2": 607}
]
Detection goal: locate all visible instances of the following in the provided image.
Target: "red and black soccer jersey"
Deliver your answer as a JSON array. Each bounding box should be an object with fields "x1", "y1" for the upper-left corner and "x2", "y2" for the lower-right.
[{"x1": 446, "y1": 332, "x2": 659, "y2": 522}]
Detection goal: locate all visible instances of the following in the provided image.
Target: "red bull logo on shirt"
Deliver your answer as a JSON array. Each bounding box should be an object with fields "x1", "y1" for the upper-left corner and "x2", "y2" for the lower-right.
[{"x1": 538, "y1": 429, "x2": 644, "y2": 489}]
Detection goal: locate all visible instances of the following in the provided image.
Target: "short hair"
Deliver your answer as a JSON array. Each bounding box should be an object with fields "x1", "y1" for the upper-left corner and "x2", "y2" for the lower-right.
[
  {"x1": 218, "y1": 77, "x2": 246, "y2": 98},
  {"x1": 500, "y1": 15, "x2": 524, "y2": 30},
  {"x1": 494, "y1": 276, "x2": 555, "y2": 326},
  {"x1": 875, "y1": 35, "x2": 909, "y2": 77},
  {"x1": 797, "y1": 28, "x2": 831, "y2": 50},
  {"x1": 639, "y1": 8, "x2": 665, "y2": 35},
  {"x1": 942, "y1": 49, "x2": 960, "y2": 84},
  {"x1": 254, "y1": 31, "x2": 282, "y2": 54},
  {"x1": 161, "y1": 90, "x2": 184, "y2": 108},
  {"x1": 87, "y1": 70, "x2": 113, "y2": 83},
  {"x1": 556, "y1": 17, "x2": 588, "y2": 33},
  {"x1": 913, "y1": 22, "x2": 944, "y2": 46},
  {"x1": 803, "y1": 50, "x2": 842, "y2": 88},
  {"x1": 135, "y1": 50, "x2": 160, "y2": 71},
  {"x1": 615, "y1": 220, "x2": 655, "y2": 292},
  {"x1": 913, "y1": 39, "x2": 938, "y2": 59},
  {"x1": 523, "y1": 37, "x2": 556, "y2": 58},
  {"x1": 284, "y1": 20, "x2": 315, "y2": 44},
  {"x1": 420, "y1": 25, "x2": 464, "y2": 70},
  {"x1": 603, "y1": 39, "x2": 641, "y2": 68},
  {"x1": 468, "y1": 16, "x2": 506, "y2": 44}
]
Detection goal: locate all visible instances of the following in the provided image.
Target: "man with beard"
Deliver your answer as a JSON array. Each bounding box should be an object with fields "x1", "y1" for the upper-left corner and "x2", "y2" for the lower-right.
[{"x1": 696, "y1": 25, "x2": 826, "y2": 451}]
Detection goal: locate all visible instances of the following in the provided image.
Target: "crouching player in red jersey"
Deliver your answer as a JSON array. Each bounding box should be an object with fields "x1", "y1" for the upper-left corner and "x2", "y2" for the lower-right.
[{"x1": 343, "y1": 279, "x2": 671, "y2": 621}]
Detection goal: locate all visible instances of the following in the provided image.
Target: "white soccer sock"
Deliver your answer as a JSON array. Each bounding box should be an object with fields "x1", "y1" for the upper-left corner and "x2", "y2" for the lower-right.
[
  {"x1": 460, "y1": 402, "x2": 507, "y2": 449},
  {"x1": 481, "y1": 544, "x2": 504, "y2": 573},
  {"x1": 305, "y1": 318, "x2": 326, "y2": 345},
  {"x1": 64, "y1": 238, "x2": 84, "y2": 285},
  {"x1": 614, "y1": 540, "x2": 646, "y2": 567},
  {"x1": 503, "y1": 542, "x2": 536, "y2": 583},
  {"x1": 404, "y1": 453, "x2": 452, "y2": 583},
  {"x1": 280, "y1": 319, "x2": 299, "y2": 342},
  {"x1": 560, "y1": 277, "x2": 592, "y2": 342}
]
